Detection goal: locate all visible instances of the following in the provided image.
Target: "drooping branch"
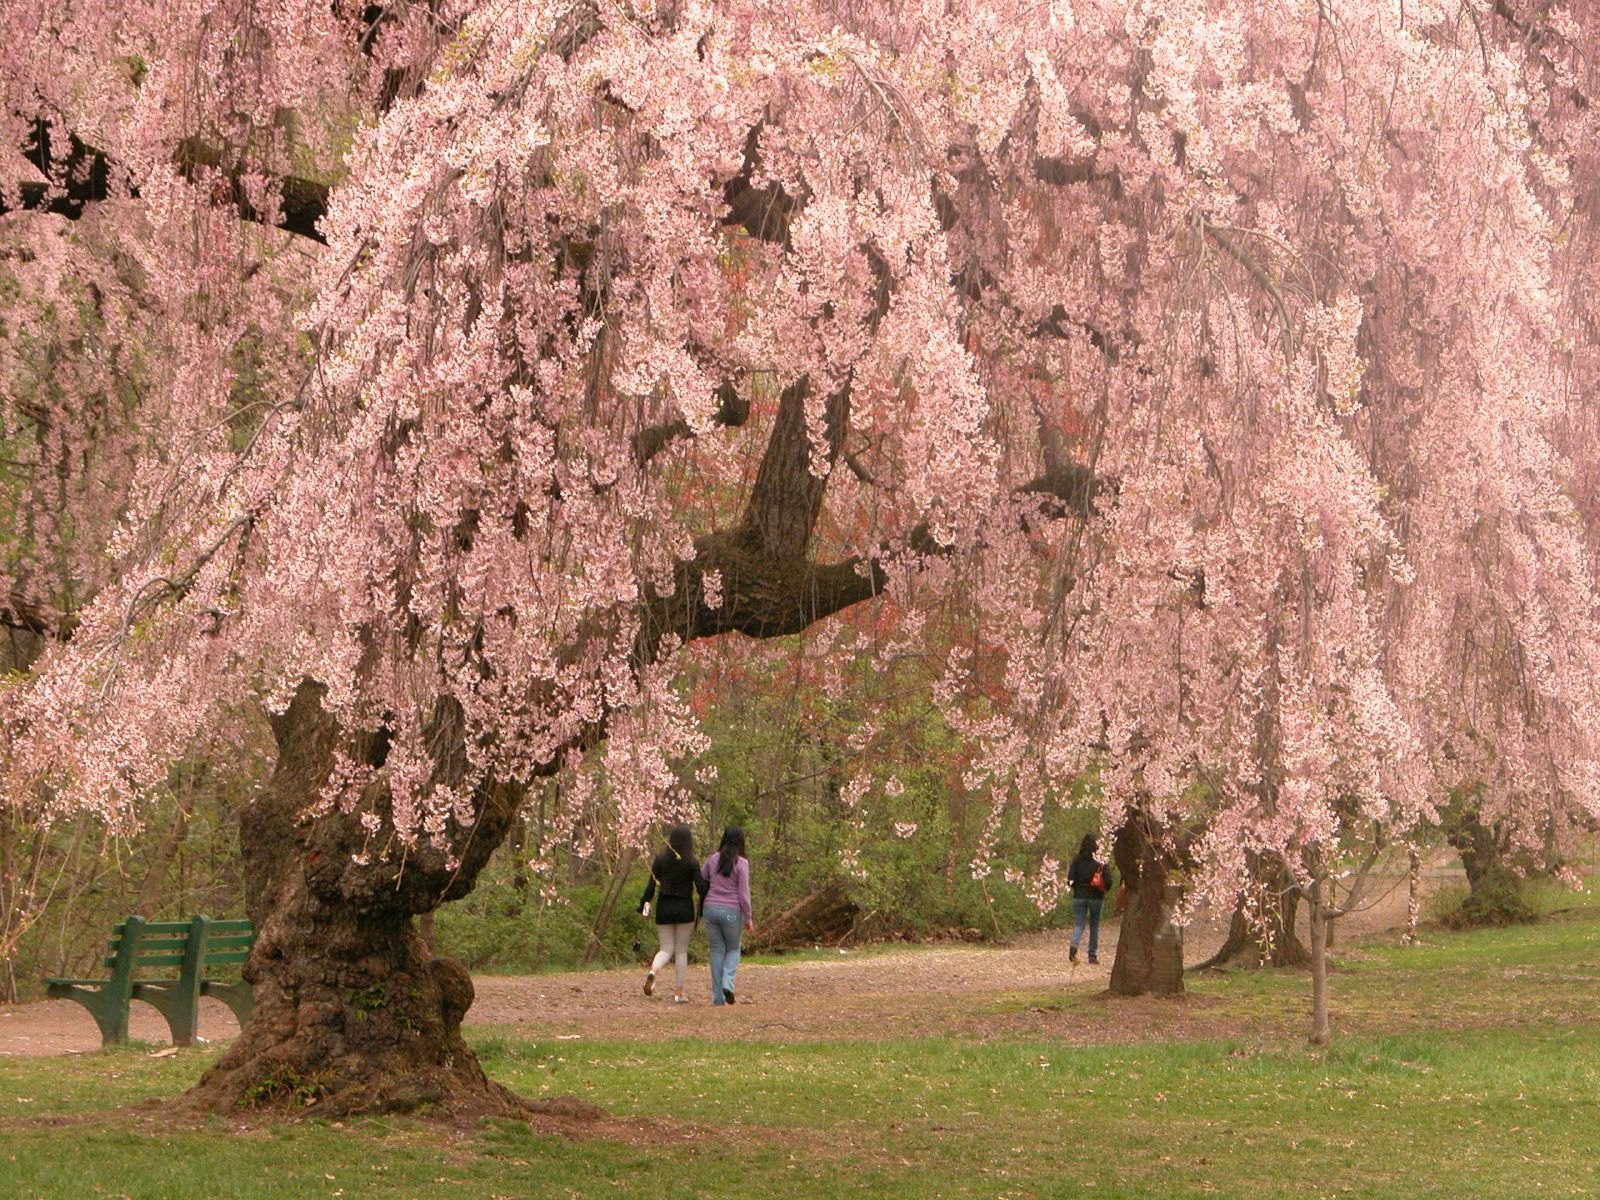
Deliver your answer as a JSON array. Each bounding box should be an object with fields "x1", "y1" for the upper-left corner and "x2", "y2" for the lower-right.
[
  {"x1": 113, "y1": 513, "x2": 258, "y2": 642},
  {"x1": 1203, "y1": 221, "x2": 1298, "y2": 361}
]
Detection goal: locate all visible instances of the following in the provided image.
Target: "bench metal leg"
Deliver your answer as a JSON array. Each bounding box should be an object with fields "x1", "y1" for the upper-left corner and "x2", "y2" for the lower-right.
[
  {"x1": 201, "y1": 979, "x2": 254, "y2": 1028},
  {"x1": 131, "y1": 984, "x2": 199, "y2": 1046},
  {"x1": 44, "y1": 984, "x2": 131, "y2": 1047}
]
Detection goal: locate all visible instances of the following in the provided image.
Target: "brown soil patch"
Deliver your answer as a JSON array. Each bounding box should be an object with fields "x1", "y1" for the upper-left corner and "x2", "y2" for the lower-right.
[{"x1": 0, "y1": 867, "x2": 1450, "y2": 1058}]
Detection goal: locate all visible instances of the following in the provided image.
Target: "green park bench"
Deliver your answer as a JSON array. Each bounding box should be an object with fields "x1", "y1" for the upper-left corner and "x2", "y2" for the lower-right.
[{"x1": 44, "y1": 914, "x2": 255, "y2": 1047}]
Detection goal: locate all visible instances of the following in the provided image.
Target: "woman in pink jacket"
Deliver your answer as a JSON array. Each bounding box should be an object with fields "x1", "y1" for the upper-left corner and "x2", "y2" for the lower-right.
[{"x1": 700, "y1": 826, "x2": 754, "y2": 1005}]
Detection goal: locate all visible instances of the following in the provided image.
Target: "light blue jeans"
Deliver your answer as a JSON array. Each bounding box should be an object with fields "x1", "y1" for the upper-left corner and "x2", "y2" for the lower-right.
[
  {"x1": 1071, "y1": 896, "x2": 1104, "y2": 959},
  {"x1": 703, "y1": 904, "x2": 744, "y2": 1004}
]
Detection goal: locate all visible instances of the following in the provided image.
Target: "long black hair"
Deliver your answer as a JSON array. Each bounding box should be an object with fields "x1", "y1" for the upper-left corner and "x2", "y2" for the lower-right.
[
  {"x1": 715, "y1": 825, "x2": 746, "y2": 876},
  {"x1": 1076, "y1": 833, "x2": 1099, "y2": 859},
  {"x1": 667, "y1": 824, "x2": 695, "y2": 860}
]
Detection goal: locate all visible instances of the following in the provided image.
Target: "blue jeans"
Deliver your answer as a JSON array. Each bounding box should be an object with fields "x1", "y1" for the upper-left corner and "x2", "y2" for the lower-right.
[
  {"x1": 1071, "y1": 897, "x2": 1104, "y2": 958},
  {"x1": 703, "y1": 904, "x2": 744, "y2": 1004}
]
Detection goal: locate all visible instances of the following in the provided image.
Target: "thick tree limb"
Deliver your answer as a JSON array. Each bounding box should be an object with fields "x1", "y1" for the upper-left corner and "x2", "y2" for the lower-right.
[
  {"x1": 720, "y1": 122, "x2": 802, "y2": 245},
  {"x1": 738, "y1": 376, "x2": 848, "y2": 560},
  {"x1": 2, "y1": 106, "x2": 815, "y2": 263},
  {"x1": 634, "y1": 458, "x2": 1101, "y2": 668},
  {"x1": 3, "y1": 122, "x2": 116, "y2": 223},
  {"x1": 174, "y1": 139, "x2": 330, "y2": 244},
  {"x1": 1, "y1": 123, "x2": 331, "y2": 244},
  {"x1": 630, "y1": 379, "x2": 751, "y2": 468},
  {"x1": 0, "y1": 591, "x2": 77, "y2": 640}
]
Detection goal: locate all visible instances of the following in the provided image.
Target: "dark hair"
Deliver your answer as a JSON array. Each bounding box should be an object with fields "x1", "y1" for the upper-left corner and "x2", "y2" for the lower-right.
[
  {"x1": 715, "y1": 826, "x2": 746, "y2": 876},
  {"x1": 667, "y1": 824, "x2": 694, "y2": 859},
  {"x1": 1077, "y1": 833, "x2": 1099, "y2": 858}
]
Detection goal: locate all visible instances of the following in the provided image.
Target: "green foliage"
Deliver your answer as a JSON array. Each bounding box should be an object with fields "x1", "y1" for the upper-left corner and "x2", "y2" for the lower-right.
[
  {"x1": 425, "y1": 629, "x2": 1106, "y2": 978},
  {"x1": 431, "y1": 876, "x2": 644, "y2": 973},
  {"x1": 679, "y1": 636, "x2": 1102, "y2": 946},
  {"x1": 346, "y1": 982, "x2": 389, "y2": 1019},
  {"x1": 1436, "y1": 868, "x2": 1540, "y2": 930},
  {"x1": 239, "y1": 1065, "x2": 330, "y2": 1110}
]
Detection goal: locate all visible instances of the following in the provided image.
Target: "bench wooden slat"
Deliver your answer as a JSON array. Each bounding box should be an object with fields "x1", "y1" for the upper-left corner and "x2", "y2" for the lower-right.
[
  {"x1": 110, "y1": 932, "x2": 191, "y2": 947},
  {"x1": 103, "y1": 947, "x2": 188, "y2": 966},
  {"x1": 104, "y1": 953, "x2": 184, "y2": 972},
  {"x1": 120, "y1": 921, "x2": 201, "y2": 935},
  {"x1": 107, "y1": 934, "x2": 189, "y2": 951}
]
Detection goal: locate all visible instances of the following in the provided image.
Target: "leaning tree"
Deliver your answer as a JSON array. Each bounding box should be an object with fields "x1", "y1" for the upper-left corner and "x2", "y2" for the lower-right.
[{"x1": 4, "y1": 0, "x2": 1598, "y2": 1109}]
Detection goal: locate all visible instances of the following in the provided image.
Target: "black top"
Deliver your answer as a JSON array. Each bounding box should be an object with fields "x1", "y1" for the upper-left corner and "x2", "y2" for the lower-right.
[
  {"x1": 640, "y1": 847, "x2": 708, "y2": 925},
  {"x1": 1067, "y1": 851, "x2": 1114, "y2": 900}
]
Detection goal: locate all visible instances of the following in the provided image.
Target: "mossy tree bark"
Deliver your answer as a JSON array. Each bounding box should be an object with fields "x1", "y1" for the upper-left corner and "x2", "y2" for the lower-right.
[{"x1": 184, "y1": 683, "x2": 533, "y2": 1118}]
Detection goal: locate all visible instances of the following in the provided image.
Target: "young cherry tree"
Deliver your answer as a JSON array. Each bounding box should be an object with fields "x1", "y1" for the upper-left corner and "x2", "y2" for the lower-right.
[{"x1": 4, "y1": 0, "x2": 1597, "y2": 1111}]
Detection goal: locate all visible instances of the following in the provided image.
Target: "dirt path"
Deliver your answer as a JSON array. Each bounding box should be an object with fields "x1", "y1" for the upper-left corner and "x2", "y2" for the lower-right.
[{"x1": 0, "y1": 867, "x2": 1445, "y2": 1057}]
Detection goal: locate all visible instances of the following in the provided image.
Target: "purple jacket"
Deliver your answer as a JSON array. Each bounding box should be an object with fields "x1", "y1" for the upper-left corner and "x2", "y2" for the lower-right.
[{"x1": 702, "y1": 852, "x2": 752, "y2": 921}]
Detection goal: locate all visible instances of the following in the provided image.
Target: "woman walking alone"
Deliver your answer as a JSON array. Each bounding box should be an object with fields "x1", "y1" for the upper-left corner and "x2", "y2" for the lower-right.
[
  {"x1": 701, "y1": 826, "x2": 754, "y2": 1005},
  {"x1": 639, "y1": 825, "x2": 708, "y2": 1003},
  {"x1": 1066, "y1": 833, "x2": 1114, "y2": 965}
]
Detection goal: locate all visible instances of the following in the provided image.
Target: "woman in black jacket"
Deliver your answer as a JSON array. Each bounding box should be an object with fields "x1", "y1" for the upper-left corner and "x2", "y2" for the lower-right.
[
  {"x1": 1066, "y1": 833, "x2": 1114, "y2": 965},
  {"x1": 639, "y1": 825, "x2": 708, "y2": 1003}
]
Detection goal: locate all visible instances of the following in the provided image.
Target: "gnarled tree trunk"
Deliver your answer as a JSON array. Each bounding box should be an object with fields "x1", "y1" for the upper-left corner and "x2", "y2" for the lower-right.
[
  {"x1": 1108, "y1": 810, "x2": 1184, "y2": 997},
  {"x1": 184, "y1": 683, "x2": 540, "y2": 1118},
  {"x1": 1447, "y1": 807, "x2": 1514, "y2": 892},
  {"x1": 1438, "y1": 806, "x2": 1539, "y2": 927},
  {"x1": 1189, "y1": 851, "x2": 1310, "y2": 971}
]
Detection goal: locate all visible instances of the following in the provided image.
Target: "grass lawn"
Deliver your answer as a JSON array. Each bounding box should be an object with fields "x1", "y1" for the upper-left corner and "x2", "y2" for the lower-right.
[{"x1": 3, "y1": 910, "x2": 1597, "y2": 1199}]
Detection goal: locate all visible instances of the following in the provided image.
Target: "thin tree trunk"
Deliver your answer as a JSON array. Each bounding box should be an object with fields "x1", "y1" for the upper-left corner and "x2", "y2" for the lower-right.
[
  {"x1": 134, "y1": 801, "x2": 191, "y2": 916},
  {"x1": 508, "y1": 809, "x2": 529, "y2": 895},
  {"x1": 1405, "y1": 846, "x2": 1421, "y2": 945},
  {"x1": 582, "y1": 848, "x2": 635, "y2": 967},
  {"x1": 1307, "y1": 878, "x2": 1331, "y2": 1045},
  {"x1": 0, "y1": 811, "x2": 20, "y2": 1003}
]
